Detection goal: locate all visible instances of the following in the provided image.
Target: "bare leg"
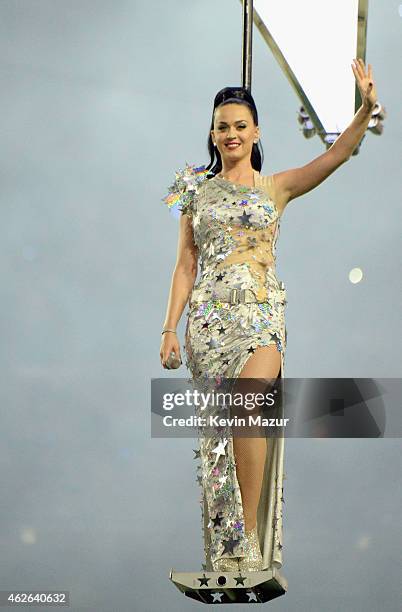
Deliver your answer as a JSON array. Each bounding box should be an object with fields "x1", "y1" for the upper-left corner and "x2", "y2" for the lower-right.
[{"x1": 232, "y1": 344, "x2": 281, "y2": 532}]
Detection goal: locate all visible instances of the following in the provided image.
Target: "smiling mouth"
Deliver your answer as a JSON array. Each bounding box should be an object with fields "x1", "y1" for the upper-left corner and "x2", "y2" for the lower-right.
[{"x1": 225, "y1": 143, "x2": 241, "y2": 149}]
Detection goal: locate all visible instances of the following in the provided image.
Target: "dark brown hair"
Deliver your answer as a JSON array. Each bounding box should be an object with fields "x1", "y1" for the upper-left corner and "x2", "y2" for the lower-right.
[{"x1": 205, "y1": 87, "x2": 264, "y2": 176}]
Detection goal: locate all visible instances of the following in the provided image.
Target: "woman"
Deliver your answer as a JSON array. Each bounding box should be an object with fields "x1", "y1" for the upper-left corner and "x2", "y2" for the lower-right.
[{"x1": 160, "y1": 60, "x2": 377, "y2": 573}]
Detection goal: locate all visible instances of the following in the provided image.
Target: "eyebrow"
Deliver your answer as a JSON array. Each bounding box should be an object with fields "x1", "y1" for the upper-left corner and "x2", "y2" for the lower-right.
[{"x1": 217, "y1": 120, "x2": 248, "y2": 125}]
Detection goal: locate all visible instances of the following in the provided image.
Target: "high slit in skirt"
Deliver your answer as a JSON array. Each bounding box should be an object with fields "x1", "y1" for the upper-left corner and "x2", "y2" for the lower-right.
[{"x1": 184, "y1": 276, "x2": 287, "y2": 572}]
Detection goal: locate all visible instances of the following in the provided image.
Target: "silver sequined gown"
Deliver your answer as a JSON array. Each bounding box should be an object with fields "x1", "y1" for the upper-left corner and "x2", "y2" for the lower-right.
[{"x1": 164, "y1": 165, "x2": 287, "y2": 572}]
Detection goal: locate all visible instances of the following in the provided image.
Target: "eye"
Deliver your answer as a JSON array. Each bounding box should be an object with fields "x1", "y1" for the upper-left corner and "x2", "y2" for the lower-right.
[{"x1": 218, "y1": 124, "x2": 246, "y2": 130}]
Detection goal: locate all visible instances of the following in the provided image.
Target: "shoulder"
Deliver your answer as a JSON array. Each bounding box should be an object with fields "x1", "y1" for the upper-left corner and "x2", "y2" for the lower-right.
[
  {"x1": 257, "y1": 172, "x2": 289, "y2": 217},
  {"x1": 162, "y1": 163, "x2": 211, "y2": 218}
]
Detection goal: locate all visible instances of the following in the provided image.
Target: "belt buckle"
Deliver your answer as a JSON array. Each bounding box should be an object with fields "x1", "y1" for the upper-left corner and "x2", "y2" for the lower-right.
[
  {"x1": 229, "y1": 288, "x2": 248, "y2": 304},
  {"x1": 229, "y1": 288, "x2": 238, "y2": 304}
]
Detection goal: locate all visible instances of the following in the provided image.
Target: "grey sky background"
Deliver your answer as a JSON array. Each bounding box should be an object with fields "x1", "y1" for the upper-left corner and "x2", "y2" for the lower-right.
[{"x1": 0, "y1": 1, "x2": 401, "y2": 611}]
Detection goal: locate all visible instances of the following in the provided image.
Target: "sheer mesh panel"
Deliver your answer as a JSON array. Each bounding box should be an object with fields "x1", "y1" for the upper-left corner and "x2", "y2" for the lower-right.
[{"x1": 214, "y1": 218, "x2": 280, "y2": 301}]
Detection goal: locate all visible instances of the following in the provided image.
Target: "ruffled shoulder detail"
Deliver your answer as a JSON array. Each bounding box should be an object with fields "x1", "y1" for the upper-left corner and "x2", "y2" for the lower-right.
[{"x1": 161, "y1": 162, "x2": 211, "y2": 219}]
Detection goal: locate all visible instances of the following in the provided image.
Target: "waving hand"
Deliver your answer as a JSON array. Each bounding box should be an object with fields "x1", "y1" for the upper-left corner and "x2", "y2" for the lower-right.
[{"x1": 351, "y1": 58, "x2": 377, "y2": 110}]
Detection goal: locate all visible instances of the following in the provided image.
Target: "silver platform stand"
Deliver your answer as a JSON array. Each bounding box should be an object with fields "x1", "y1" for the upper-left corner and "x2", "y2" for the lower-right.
[{"x1": 169, "y1": 568, "x2": 288, "y2": 604}]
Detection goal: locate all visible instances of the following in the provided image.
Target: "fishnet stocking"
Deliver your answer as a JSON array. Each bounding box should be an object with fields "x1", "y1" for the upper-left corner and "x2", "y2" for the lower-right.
[{"x1": 231, "y1": 344, "x2": 281, "y2": 532}]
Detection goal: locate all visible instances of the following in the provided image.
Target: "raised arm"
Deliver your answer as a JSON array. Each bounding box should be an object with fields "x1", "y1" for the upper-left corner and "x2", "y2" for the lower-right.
[{"x1": 273, "y1": 59, "x2": 377, "y2": 214}]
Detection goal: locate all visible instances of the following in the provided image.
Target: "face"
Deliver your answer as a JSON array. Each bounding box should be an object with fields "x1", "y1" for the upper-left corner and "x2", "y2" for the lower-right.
[{"x1": 211, "y1": 103, "x2": 259, "y2": 162}]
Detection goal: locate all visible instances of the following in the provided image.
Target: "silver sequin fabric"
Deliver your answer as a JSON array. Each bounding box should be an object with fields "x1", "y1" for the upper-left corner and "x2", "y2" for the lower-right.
[{"x1": 164, "y1": 165, "x2": 287, "y2": 572}]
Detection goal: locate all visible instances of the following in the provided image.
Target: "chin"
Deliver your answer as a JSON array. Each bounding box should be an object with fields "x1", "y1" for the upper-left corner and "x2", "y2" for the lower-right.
[
  {"x1": 222, "y1": 147, "x2": 246, "y2": 157},
  {"x1": 222, "y1": 152, "x2": 247, "y2": 161}
]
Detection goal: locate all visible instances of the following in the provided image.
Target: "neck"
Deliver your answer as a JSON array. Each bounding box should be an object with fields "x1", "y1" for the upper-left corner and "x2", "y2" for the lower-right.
[{"x1": 219, "y1": 159, "x2": 254, "y2": 179}]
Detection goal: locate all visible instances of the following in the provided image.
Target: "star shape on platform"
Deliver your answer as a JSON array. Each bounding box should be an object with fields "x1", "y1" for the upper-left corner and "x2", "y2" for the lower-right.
[
  {"x1": 234, "y1": 574, "x2": 246, "y2": 586},
  {"x1": 211, "y1": 592, "x2": 224, "y2": 602},
  {"x1": 197, "y1": 573, "x2": 210, "y2": 586},
  {"x1": 247, "y1": 590, "x2": 258, "y2": 602}
]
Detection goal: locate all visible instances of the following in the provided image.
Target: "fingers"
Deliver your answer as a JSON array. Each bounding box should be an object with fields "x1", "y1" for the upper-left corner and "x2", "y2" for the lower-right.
[
  {"x1": 351, "y1": 59, "x2": 375, "y2": 95},
  {"x1": 354, "y1": 58, "x2": 372, "y2": 78},
  {"x1": 357, "y1": 58, "x2": 365, "y2": 72},
  {"x1": 351, "y1": 61, "x2": 360, "y2": 82},
  {"x1": 160, "y1": 342, "x2": 181, "y2": 369},
  {"x1": 352, "y1": 58, "x2": 365, "y2": 79}
]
